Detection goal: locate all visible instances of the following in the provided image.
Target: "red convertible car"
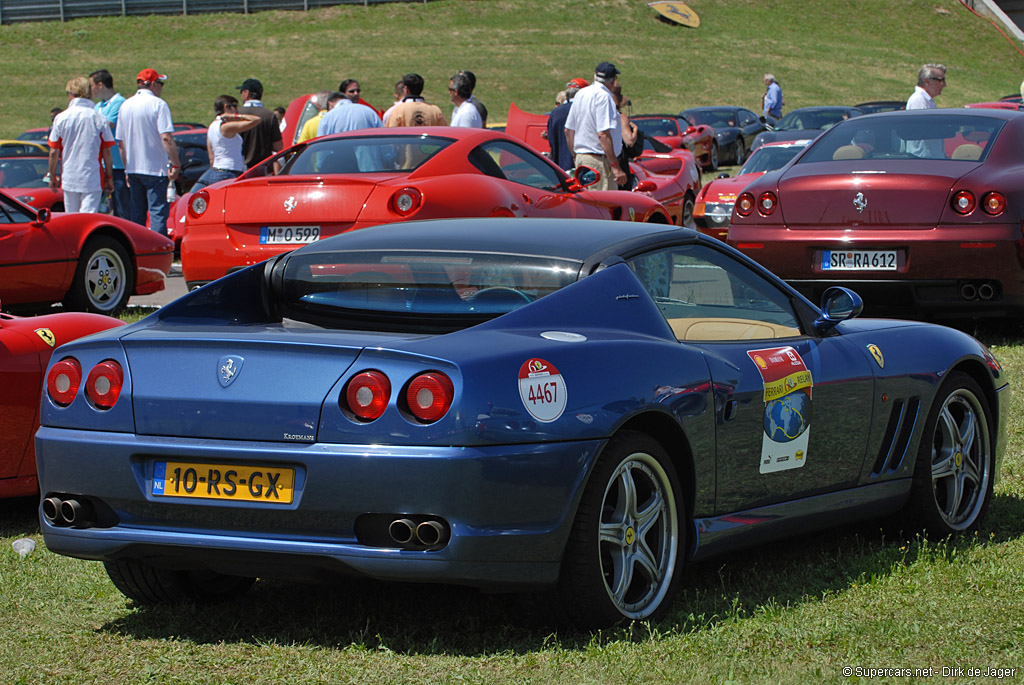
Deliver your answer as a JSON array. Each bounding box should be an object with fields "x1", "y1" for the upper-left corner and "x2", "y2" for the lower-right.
[
  {"x1": 728, "y1": 108, "x2": 1024, "y2": 319},
  {"x1": 180, "y1": 127, "x2": 674, "y2": 289},
  {"x1": 694, "y1": 139, "x2": 811, "y2": 240},
  {"x1": 0, "y1": 155, "x2": 63, "y2": 210},
  {"x1": 0, "y1": 190, "x2": 174, "y2": 315},
  {"x1": 0, "y1": 307, "x2": 124, "y2": 498},
  {"x1": 632, "y1": 114, "x2": 718, "y2": 171}
]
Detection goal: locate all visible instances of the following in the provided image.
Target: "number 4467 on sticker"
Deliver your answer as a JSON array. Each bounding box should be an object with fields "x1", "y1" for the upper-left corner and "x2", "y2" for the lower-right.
[{"x1": 518, "y1": 358, "x2": 568, "y2": 423}]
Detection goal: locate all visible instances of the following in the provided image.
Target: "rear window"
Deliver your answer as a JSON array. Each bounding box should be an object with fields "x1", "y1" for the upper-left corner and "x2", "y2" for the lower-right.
[
  {"x1": 799, "y1": 114, "x2": 1007, "y2": 163},
  {"x1": 275, "y1": 250, "x2": 582, "y2": 331},
  {"x1": 277, "y1": 135, "x2": 454, "y2": 175},
  {"x1": 739, "y1": 144, "x2": 807, "y2": 175},
  {"x1": 685, "y1": 109, "x2": 738, "y2": 128}
]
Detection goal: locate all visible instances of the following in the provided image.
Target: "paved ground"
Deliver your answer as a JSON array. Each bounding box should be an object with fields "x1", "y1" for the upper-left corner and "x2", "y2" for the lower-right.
[{"x1": 128, "y1": 262, "x2": 188, "y2": 309}]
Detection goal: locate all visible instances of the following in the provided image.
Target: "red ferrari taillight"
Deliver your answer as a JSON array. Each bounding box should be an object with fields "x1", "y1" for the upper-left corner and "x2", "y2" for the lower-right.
[
  {"x1": 758, "y1": 191, "x2": 778, "y2": 216},
  {"x1": 85, "y1": 360, "x2": 123, "y2": 410},
  {"x1": 952, "y1": 190, "x2": 976, "y2": 215},
  {"x1": 46, "y1": 358, "x2": 82, "y2": 407},
  {"x1": 405, "y1": 372, "x2": 454, "y2": 423},
  {"x1": 188, "y1": 190, "x2": 210, "y2": 219},
  {"x1": 343, "y1": 371, "x2": 391, "y2": 421},
  {"x1": 736, "y1": 192, "x2": 755, "y2": 217},
  {"x1": 389, "y1": 187, "x2": 423, "y2": 216},
  {"x1": 982, "y1": 191, "x2": 1006, "y2": 216}
]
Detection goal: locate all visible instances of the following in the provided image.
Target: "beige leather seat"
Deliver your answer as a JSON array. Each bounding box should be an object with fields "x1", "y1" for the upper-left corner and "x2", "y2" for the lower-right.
[
  {"x1": 951, "y1": 144, "x2": 983, "y2": 160},
  {"x1": 832, "y1": 145, "x2": 865, "y2": 160}
]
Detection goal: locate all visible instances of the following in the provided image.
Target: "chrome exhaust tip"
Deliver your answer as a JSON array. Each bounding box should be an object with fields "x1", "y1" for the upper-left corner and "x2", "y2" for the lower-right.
[{"x1": 388, "y1": 518, "x2": 416, "y2": 545}]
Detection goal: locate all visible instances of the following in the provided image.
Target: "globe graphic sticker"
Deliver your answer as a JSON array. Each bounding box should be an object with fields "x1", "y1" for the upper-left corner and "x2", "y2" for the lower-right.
[{"x1": 764, "y1": 390, "x2": 812, "y2": 442}]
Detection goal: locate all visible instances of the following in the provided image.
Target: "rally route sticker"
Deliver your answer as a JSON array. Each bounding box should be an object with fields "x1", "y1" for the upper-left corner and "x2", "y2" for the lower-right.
[
  {"x1": 518, "y1": 358, "x2": 567, "y2": 423},
  {"x1": 747, "y1": 346, "x2": 813, "y2": 474}
]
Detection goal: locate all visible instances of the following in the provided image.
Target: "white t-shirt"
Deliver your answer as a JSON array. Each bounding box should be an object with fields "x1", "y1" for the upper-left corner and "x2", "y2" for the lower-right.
[
  {"x1": 207, "y1": 117, "x2": 246, "y2": 172},
  {"x1": 564, "y1": 82, "x2": 622, "y2": 156},
  {"x1": 451, "y1": 99, "x2": 483, "y2": 128},
  {"x1": 48, "y1": 98, "x2": 115, "y2": 193},
  {"x1": 116, "y1": 88, "x2": 174, "y2": 176},
  {"x1": 906, "y1": 86, "x2": 936, "y2": 110}
]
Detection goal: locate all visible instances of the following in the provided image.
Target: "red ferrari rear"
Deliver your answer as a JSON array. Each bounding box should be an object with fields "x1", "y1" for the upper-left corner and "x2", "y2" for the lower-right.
[{"x1": 728, "y1": 109, "x2": 1024, "y2": 319}]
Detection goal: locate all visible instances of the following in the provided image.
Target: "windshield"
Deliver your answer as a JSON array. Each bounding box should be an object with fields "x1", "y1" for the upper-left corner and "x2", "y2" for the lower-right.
[
  {"x1": 777, "y1": 109, "x2": 856, "y2": 132},
  {"x1": 634, "y1": 118, "x2": 680, "y2": 138},
  {"x1": 275, "y1": 135, "x2": 454, "y2": 175},
  {"x1": 0, "y1": 157, "x2": 49, "y2": 188},
  {"x1": 684, "y1": 109, "x2": 738, "y2": 128},
  {"x1": 276, "y1": 249, "x2": 582, "y2": 331},
  {"x1": 739, "y1": 144, "x2": 807, "y2": 175},
  {"x1": 798, "y1": 114, "x2": 1006, "y2": 163}
]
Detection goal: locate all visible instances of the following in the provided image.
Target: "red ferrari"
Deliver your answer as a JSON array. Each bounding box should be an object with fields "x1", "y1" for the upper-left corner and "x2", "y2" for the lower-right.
[
  {"x1": 728, "y1": 108, "x2": 1024, "y2": 319},
  {"x1": 0, "y1": 307, "x2": 124, "y2": 498},
  {"x1": 0, "y1": 190, "x2": 174, "y2": 315},
  {"x1": 694, "y1": 139, "x2": 811, "y2": 240},
  {"x1": 632, "y1": 114, "x2": 719, "y2": 171},
  {"x1": 180, "y1": 127, "x2": 674, "y2": 289},
  {"x1": 0, "y1": 155, "x2": 64, "y2": 210}
]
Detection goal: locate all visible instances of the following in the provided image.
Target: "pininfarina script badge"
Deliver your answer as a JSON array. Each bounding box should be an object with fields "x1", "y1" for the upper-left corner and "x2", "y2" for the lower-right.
[
  {"x1": 853, "y1": 191, "x2": 867, "y2": 213},
  {"x1": 217, "y1": 355, "x2": 244, "y2": 387},
  {"x1": 284, "y1": 196, "x2": 297, "y2": 213}
]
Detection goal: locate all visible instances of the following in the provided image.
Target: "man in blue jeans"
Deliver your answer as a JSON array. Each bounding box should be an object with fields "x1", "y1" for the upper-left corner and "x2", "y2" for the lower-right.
[
  {"x1": 115, "y1": 68, "x2": 181, "y2": 235},
  {"x1": 89, "y1": 69, "x2": 130, "y2": 218}
]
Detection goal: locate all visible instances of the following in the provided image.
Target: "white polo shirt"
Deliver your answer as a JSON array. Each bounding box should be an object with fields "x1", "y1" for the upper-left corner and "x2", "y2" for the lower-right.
[
  {"x1": 564, "y1": 82, "x2": 622, "y2": 156},
  {"x1": 48, "y1": 98, "x2": 115, "y2": 193},
  {"x1": 451, "y1": 100, "x2": 483, "y2": 128},
  {"x1": 116, "y1": 88, "x2": 174, "y2": 176}
]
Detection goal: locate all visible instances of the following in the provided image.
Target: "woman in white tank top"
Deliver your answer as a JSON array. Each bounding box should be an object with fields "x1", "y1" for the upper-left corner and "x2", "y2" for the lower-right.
[{"x1": 191, "y1": 95, "x2": 260, "y2": 191}]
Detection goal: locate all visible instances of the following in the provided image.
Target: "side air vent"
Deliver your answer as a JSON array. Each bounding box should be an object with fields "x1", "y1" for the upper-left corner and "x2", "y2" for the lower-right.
[{"x1": 871, "y1": 397, "x2": 921, "y2": 476}]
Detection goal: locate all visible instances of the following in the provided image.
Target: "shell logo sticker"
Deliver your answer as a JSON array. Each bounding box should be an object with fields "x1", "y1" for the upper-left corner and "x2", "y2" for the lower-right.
[
  {"x1": 867, "y1": 344, "x2": 884, "y2": 369},
  {"x1": 518, "y1": 358, "x2": 567, "y2": 423},
  {"x1": 752, "y1": 354, "x2": 768, "y2": 370},
  {"x1": 34, "y1": 328, "x2": 56, "y2": 348}
]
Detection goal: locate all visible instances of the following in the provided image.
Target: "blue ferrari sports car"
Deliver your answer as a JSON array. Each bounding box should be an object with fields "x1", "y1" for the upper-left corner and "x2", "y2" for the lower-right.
[{"x1": 36, "y1": 218, "x2": 1007, "y2": 627}]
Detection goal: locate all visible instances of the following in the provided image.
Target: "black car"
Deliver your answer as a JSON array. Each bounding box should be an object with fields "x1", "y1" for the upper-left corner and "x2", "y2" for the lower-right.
[
  {"x1": 681, "y1": 106, "x2": 766, "y2": 165},
  {"x1": 172, "y1": 128, "x2": 209, "y2": 196},
  {"x1": 751, "y1": 106, "x2": 864, "y2": 152},
  {"x1": 854, "y1": 100, "x2": 906, "y2": 115}
]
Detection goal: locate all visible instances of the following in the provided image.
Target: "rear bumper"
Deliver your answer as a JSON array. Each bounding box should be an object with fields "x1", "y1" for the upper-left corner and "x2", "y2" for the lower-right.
[
  {"x1": 133, "y1": 252, "x2": 172, "y2": 295},
  {"x1": 36, "y1": 427, "x2": 602, "y2": 588}
]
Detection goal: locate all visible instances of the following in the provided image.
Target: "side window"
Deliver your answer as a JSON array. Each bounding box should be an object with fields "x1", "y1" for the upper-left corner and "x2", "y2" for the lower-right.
[
  {"x1": 627, "y1": 245, "x2": 802, "y2": 341},
  {"x1": 290, "y1": 100, "x2": 319, "y2": 146},
  {"x1": 739, "y1": 110, "x2": 756, "y2": 127},
  {"x1": 0, "y1": 195, "x2": 36, "y2": 224},
  {"x1": 474, "y1": 141, "x2": 566, "y2": 191}
]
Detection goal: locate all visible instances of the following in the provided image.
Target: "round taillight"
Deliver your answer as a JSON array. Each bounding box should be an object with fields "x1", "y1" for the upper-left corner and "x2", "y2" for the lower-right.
[
  {"x1": 982, "y1": 191, "x2": 1006, "y2": 216},
  {"x1": 85, "y1": 360, "x2": 124, "y2": 410},
  {"x1": 188, "y1": 190, "x2": 210, "y2": 219},
  {"x1": 736, "y1": 192, "x2": 755, "y2": 217},
  {"x1": 390, "y1": 187, "x2": 423, "y2": 216},
  {"x1": 952, "y1": 190, "x2": 976, "y2": 215},
  {"x1": 344, "y1": 371, "x2": 391, "y2": 421},
  {"x1": 47, "y1": 358, "x2": 82, "y2": 407},
  {"x1": 405, "y1": 372, "x2": 454, "y2": 423},
  {"x1": 758, "y1": 191, "x2": 778, "y2": 215}
]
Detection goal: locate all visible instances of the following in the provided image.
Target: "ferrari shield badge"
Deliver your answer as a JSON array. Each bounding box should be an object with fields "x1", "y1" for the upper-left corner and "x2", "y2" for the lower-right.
[
  {"x1": 648, "y1": 1, "x2": 700, "y2": 27},
  {"x1": 748, "y1": 347, "x2": 813, "y2": 474},
  {"x1": 218, "y1": 355, "x2": 244, "y2": 388},
  {"x1": 518, "y1": 358, "x2": 567, "y2": 423},
  {"x1": 34, "y1": 328, "x2": 56, "y2": 348},
  {"x1": 867, "y1": 344, "x2": 884, "y2": 368}
]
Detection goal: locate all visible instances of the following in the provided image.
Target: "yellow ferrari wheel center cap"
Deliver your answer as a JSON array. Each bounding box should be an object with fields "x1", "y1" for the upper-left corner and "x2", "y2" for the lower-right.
[
  {"x1": 625, "y1": 527, "x2": 635, "y2": 545},
  {"x1": 955, "y1": 451, "x2": 963, "y2": 468}
]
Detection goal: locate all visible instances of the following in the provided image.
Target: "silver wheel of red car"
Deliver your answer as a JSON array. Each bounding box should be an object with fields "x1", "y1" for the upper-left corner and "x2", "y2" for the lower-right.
[
  {"x1": 104, "y1": 559, "x2": 255, "y2": 604},
  {"x1": 707, "y1": 143, "x2": 719, "y2": 172},
  {"x1": 558, "y1": 431, "x2": 683, "y2": 626},
  {"x1": 681, "y1": 194, "x2": 695, "y2": 228},
  {"x1": 908, "y1": 372, "x2": 994, "y2": 536},
  {"x1": 65, "y1": 236, "x2": 133, "y2": 315}
]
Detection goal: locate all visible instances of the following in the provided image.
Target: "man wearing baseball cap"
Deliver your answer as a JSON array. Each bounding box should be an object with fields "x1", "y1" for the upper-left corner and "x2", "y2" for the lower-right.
[
  {"x1": 235, "y1": 78, "x2": 282, "y2": 168},
  {"x1": 115, "y1": 68, "x2": 180, "y2": 234},
  {"x1": 546, "y1": 77, "x2": 588, "y2": 171},
  {"x1": 564, "y1": 62, "x2": 625, "y2": 190}
]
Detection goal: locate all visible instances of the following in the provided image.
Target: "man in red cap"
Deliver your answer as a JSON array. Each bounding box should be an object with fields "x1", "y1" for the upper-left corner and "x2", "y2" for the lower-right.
[
  {"x1": 546, "y1": 77, "x2": 588, "y2": 171},
  {"x1": 115, "y1": 68, "x2": 180, "y2": 234}
]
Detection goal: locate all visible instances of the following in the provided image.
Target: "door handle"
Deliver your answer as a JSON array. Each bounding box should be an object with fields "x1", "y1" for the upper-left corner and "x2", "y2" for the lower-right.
[{"x1": 723, "y1": 399, "x2": 739, "y2": 421}]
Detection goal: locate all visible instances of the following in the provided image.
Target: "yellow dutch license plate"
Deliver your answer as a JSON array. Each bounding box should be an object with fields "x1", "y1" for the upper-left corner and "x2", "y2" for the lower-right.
[{"x1": 152, "y1": 461, "x2": 295, "y2": 504}]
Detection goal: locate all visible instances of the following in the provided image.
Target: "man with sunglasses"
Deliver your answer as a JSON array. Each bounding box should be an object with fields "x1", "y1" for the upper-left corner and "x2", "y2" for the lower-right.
[{"x1": 907, "y1": 64, "x2": 946, "y2": 110}]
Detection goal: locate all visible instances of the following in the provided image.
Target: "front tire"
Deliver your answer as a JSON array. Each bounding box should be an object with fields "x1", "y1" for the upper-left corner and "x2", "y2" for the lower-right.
[
  {"x1": 905, "y1": 372, "x2": 994, "y2": 537},
  {"x1": 733, "y1": 138, "x2": 746, "y2": 166},
  {"x1": 64, "y1": 235, "x2": 133, "y2": 315},
  {"x1": 558, "y1": 431, "x2": 684, "y2": 627},
  {"x1": 104, "y1": 559, "x2": 255, "y2": 605},
  {"x1": 705, "y1": 143, "x2": 719, "y2": 172}
]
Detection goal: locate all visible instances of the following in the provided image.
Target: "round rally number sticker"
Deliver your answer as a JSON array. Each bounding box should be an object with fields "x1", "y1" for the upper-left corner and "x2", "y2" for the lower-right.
[{"x1": 518, "y1": 358, "x2": 567, "y2": 423}]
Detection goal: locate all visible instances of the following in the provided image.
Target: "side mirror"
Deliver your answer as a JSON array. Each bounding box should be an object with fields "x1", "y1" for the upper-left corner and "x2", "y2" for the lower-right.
[
  {"x1": 814, "y1": 286, "x2": 864, "y2": 334},
  {"x1": 633, "y1": 180, "x2": 657, "y2": 193},
  {"x1": 34, "y1": 207, "x2": 51, "y2": 225},
  {"x1": 683, "y1": 126, "x2": 697, "y2": 135},
  {"x1": 716, "y1": 172, "x2": 731, "y2": 179},
  {"x1": 572, "y1": 165, "x2": 600, "y2": 189}
]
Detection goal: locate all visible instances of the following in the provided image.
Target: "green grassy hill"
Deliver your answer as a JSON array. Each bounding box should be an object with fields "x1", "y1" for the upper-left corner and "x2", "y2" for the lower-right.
[{"x1": 3, "y1": 0, "x2": 1022, "y2": 136}]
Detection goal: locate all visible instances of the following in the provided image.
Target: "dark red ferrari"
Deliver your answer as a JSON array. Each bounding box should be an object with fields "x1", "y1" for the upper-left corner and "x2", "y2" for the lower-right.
[
  {"x1": 728, "y1": 109, "x2": 1024, "y2": 319},
  {"x1": 181, "y1": 127, "x2": 674, "y2": 289}
]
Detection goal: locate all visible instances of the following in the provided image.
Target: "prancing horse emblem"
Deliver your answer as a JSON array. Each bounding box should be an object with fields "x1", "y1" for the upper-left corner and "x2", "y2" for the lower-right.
[
  {"x1": 218, "y1": 355, "x2": 244, "y2": 388},
  {"x1": 853, "y1": 191, "x2": 867, "y2": 213},
  {"x1": 284, "y1": 196, "x2": 297, "y2": 213}
]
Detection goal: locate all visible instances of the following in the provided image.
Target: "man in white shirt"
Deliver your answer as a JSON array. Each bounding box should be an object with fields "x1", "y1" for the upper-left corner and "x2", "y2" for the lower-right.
[
  {"x1": 565, "y1": 62, "x2": 626, "y2": 191},
  {"x1": 48, "y1": 76, "x2": 115, "y2": 213},
  {"x1": 116, "y1": 68, "x2": 180, "y2": 234},
  {"x1": 449, "y1": 72, "x2": 483, "y2": 128},
  {"x1": 907, "y1": 63, "x2": 945, "y2": 110}
]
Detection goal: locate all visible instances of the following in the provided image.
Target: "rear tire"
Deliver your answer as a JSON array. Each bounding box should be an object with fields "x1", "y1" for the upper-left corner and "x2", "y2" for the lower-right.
[
  {"x1": 733, "y1": 138, "x2": 746, "y2": 166},
  {"x1": 557, "y1": 431, "x2": 684, "y2": 627},
  {"x1": 706, "y1": 143, "x2": 719, "y2": 172},
  {"x1": 104, "y1": 559, "x2": 255, "y2": 605},
  {"x1": 64, "y1": 235, "x2": 133, "y2": 315}
]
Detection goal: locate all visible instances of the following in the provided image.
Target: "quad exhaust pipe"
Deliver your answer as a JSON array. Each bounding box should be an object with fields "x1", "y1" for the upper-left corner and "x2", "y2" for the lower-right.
[
  {"x1": 42, "y1": 495, "x2": 95, "y2": 528},
  {"x1": 387, "y1": 516, "x2": 450, "y2": 548}
]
